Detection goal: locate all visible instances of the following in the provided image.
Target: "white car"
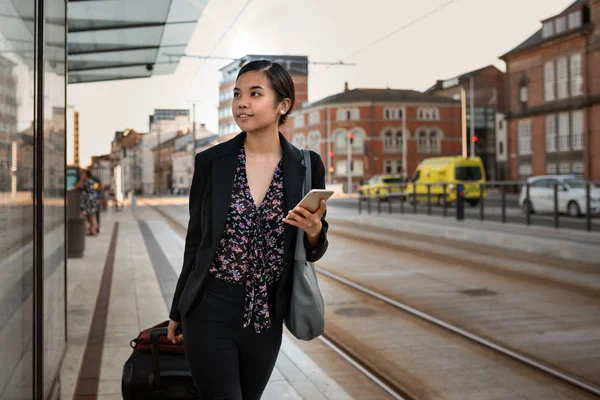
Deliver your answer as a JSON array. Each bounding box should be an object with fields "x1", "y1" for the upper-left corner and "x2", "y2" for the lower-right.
[{"x1": 519, "y1": 175, "x2": 600, "y2": 217}]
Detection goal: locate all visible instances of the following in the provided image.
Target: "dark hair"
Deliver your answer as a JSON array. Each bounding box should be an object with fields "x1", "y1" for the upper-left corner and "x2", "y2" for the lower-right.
[{"x1": 236, "y1": 60, "x2": 295, "y2": 126}]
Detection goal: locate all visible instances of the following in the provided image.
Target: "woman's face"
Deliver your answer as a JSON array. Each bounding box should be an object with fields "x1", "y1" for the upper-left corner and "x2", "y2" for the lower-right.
[{"x1": 232, "y1": 70, "x2": 289, "y2": 134}]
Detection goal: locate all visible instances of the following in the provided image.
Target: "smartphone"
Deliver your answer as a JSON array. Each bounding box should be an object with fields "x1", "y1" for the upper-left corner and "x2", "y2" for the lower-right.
[{"x1": 296, "y1": 189, "x2": 335, "y2": 212}]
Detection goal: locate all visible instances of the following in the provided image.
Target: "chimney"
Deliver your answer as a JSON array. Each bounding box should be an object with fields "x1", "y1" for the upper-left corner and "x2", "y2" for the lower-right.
[
  {"x1": 200, "y1": 123, "x2": 206, "y2": 129},
  {"x1": 344, "y1": 81, "x2": 349, "y2": 92}
]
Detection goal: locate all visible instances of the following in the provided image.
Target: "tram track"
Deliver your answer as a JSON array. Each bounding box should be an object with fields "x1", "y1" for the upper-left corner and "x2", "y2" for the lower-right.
[
  {"x1": 316, "y1": 266, "x2": 600, "y2": 398},
  {"x1": 146, "y1": 202, "x2": 600, "y2": 399}
]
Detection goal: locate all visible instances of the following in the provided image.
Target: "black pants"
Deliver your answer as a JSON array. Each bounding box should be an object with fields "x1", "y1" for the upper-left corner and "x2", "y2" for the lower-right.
[{"x1": 182, "y1": 276, "x2": 282, "y2": 400}]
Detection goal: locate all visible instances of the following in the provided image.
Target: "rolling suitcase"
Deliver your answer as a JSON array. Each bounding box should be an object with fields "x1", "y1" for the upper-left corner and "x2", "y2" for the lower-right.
[{"x1": 122, "y1": 323, "x2": 200, "y2": 399}]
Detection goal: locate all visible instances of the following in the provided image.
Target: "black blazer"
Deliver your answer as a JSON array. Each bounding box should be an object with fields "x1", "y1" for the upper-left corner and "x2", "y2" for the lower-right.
[{"x1": 169, "y1": 132, "x2": 329, "y2": 323}]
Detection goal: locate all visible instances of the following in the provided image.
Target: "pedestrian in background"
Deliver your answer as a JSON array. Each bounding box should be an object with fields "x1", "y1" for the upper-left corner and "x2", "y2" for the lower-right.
[
  {"x1": 167, "y1": 60, "x2": 329, "y2": 400},
  {"x1": 75, "y1": 168, "x2": 99, "y2": 236}
]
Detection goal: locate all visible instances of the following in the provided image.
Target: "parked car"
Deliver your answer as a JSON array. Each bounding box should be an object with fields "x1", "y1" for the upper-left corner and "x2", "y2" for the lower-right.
[
  {"x1": 405, "y1": 156, "x2": 487, "y2": 206},
  {"x1": 518, "y1": 175, "x2": 600, "y2": 217},
  {"x1": 358, "y1": 174, "x2": 404, "y2": 200}
]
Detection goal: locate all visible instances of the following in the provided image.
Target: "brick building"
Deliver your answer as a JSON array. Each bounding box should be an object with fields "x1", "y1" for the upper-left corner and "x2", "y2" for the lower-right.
[
  {"x1": 218, "y1": 55, "x2": 308, "y2": 136},
  {"x1": 426, "y1": 65, "x2": 507, "y2": 180},
  {"x1": 281, "y1": 83, "x2": 462, "y2": 190},
  {"x1": 500, "y1": 0, "x2": 600, "y2": 180}
]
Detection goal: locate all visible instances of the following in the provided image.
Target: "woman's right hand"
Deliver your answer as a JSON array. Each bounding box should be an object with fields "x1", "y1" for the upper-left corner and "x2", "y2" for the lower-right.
[{"x1": 167, "y1": 319, "x2": 183, "y2": 344}]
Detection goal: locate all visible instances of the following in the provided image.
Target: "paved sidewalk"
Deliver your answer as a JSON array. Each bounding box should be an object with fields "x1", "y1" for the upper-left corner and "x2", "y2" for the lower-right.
[{"x1": 60, "y1": 206, "x2": 352, "y2": 400}]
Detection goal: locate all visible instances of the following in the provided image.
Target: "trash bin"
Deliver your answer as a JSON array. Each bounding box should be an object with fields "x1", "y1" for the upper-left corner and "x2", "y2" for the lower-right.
[{"x1": 67, "y1": 216, "x2": 86, "y2": 258}]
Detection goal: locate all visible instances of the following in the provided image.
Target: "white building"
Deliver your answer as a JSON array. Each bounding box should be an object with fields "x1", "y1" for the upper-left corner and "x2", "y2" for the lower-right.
[
  {"x1": 172, "y1": 125, "x2": 217, "y2": 194},
  {"x1": 142, "y1": 109, "x2": 193, "y2": 194}
]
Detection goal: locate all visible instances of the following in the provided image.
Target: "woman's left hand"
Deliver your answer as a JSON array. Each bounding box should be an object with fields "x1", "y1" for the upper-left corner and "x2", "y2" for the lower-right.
[{"x1": 283, "y1": 199, "x2": 326, "y2": 240}]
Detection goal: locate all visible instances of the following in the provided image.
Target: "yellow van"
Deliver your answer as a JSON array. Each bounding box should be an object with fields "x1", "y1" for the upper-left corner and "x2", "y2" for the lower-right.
[{"x1": 405, "y1": 156, "x2": 486, "y2": 206}]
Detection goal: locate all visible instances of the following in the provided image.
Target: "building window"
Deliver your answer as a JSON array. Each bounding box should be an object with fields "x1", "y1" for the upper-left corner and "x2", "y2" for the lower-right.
[
  {"x1": 559, "y1": 162, "x2": 571, "y2": 174},
  {"x1": 351, "y1": 108, "x2": 360, "y2": 120},
  {"x1": 555, "y1": 16, "x2": 566, "y2": 34},
  {"x1": 384, "y1": 108, "x2": 403, "y2": 120},
  {"x1": 346, "y1": 110, "x2": 352, "y2": 120},
  {"x1": 543, "y1": 20, "x2": 554, "y2": 38},
  {"x1": 572, "y1": 161, "x2": 584, "y2": 174},
  {"x1": 309, "y1": 111, "x2": 320, "y2": 125},
  {"x1": 498, "y1": 119, "x2": 504, "y2": 130},
  {"x1": 418, "y1": 130, "x2": 428, "y2": 152},
  {"x1": 294, "y1": 114, "x2": 305, "y2": 128},
  {"x1": 429, "y1": 131, "x2": 440, "y2": 153},
  {"x1": 518, "y1": 164, "x2": 532, "y2": 178},
  {"x1": 292, "y1": 133, "x2": 306, "y2": 149},
  {"x1": 395, "y1": 130, "x2": 403, "y2": 151},
  {"x1": 558, "y1": 112, "x2": 570, "y2": 151},
  {"x1": 498, "y1": 141, "x2": 504, "y2": 156},
  {"x1": 336, "y1": 109, "x2": 347, "y2": 121},
  {"x1": 568, "y1": 11, "x2": 581, "y2": 29},
  {"x1": 544, "y1": 61, "x2": 555, "y2": 101},
  {"x1": 383, "y1": 130, "x2": 394, "y2": 151},
  {"x1": 384, "y1": 160, "x2": 393, "y2": 174},
  {"x1": 546, "y1": 163, "x2": 558, "y2": 174},
  {"x1": 545, "y1": 114, "x2": 556, "y2": 153},
  {"x1": 520, "y1": 86, "x2": 528, "y2": 103},
  {"x1": 518, "y1": 120, "x2": 532, "y2": 155},
  {"x1": 557, "y1": 57, "x2": 568, "y2": 99},
  {"x1": 307, "y1": 130, "x2": 321, "y2": 153},
  {"x1": 571, "y1": 110, "x2": 584, "y2": 150},
  {"x1": 417, "y1": 107, "x2": 439, "y2": 121},
  {"x1": 570, "y1": 53, "x2": 583, "y2": 96}
]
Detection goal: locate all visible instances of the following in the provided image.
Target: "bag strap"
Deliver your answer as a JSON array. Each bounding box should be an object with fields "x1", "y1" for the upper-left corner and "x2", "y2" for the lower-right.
[{"x1": 301, "y1": 149, "x2": 312, "y2": 195}]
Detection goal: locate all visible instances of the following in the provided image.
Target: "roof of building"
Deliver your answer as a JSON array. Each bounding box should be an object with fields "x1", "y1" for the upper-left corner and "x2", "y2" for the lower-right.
[
  {"x1": 425, "y1": 65, "x2": 503, "y2": 93},
  {"x1": 500, "y1": 0, "x2": 587, "y2": 58},
  {"x1": 302, "y1": 88, "x2": 458, "y2": 110}
]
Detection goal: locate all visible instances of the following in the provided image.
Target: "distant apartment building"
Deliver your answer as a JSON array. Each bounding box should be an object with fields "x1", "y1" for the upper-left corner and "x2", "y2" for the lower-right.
[
  {"x1": 142, "y1": 109, "x2": 193, "y2": 194},
  {"x1": 283, "y1": 82, "x2": 462, "y2": 190},
  {"x1": 218, "y1": 55, "x2": 309, "y2": 136},
  {"x1": 110, "y1": 128, "x2": 144, "y2": 197},
  {"x1": 172, "y1": 125, "x2": 218, "y2": 194},
  {"x1": 500, "y1": 0, "x2": 600, "y2": 180},
  {"x1": 426, "y1": 65, "x2": 506, "y2": 180}
]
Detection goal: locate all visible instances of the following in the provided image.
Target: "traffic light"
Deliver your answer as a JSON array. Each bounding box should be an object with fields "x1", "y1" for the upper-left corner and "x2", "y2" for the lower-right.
[
  {"x1": 329, "y1": 151, "x2": 334, "y2": 158},
  {"x1": 472, "y1": 136, "x2": 478, "y2": 143},
  {"x1": 348, "y1": 133, "x2": 354, "y2": 145},
  {"x1": 329, "y1": 166, "x2": 334, "y2": 173}
]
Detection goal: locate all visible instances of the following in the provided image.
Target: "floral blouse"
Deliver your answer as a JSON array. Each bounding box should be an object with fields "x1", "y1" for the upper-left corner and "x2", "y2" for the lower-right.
[{"x1": 208, "y1": 145, "x2": 285, "y2": 333}]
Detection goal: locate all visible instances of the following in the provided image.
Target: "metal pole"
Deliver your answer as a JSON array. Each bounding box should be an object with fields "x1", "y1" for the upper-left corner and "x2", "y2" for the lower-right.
[
  {"x1": 443, "y1": 183, "x2": 447, "y2": 217},
  {"x1": 358, "y1": 193, "x2": 362, "y2": 214},
  {"x1": 326, "y1": 108, "x2": 331, "y2": 184},
  {"x1": 525, "y1": 183, "x2": 531, "y2": 226},
  {"x1": 480, "y1": 183, "x2": 484, "y2": 221},
  {"x1": 501, "y1": 184, "x2": 506, "y2": 223},
  {"x1": 470, "y1": 75, "x2": 475, "y2": 157},
  {"x1": 347, "y1": 133, "x2": 352, "y2": 196},
  {"x1": 427, "y1": 184, "x2": 431, "y2": 215},
  {"x1": 402, "y1": 105, "x2": 407, "y2": 180},
  {"x1": 586, "y1": 182, "x2": 592, "y2": 231},
  {"x1": 461, "y1": 87, "x2": 467, "y2": 158},
  {"x1": 413, "y1": 184, "x2": 417, "y2": 214},
  {"x1": 554, "y1": 183, "x2": 559, "y2": 229},
  {"x1": 157, "y1": 124, "x2": 161, "y2": 194}
]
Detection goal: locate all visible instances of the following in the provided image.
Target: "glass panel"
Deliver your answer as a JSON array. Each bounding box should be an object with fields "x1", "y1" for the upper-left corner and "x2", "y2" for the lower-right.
[
  {"x1": 68, "y1": 0, "x2": 171, "y2": 31},
  {"x1": 0, "y1": 0, "x2": 35, "y2": 398},
  {"x1": 43, "y1": 0, "x2": 66, "y2": 396}
]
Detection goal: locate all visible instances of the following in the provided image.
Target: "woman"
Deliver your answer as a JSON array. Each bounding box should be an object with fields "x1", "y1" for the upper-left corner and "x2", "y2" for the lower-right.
[
  {"x1": 167, "y1": 60, "x2": 329, "y2": 400},
  {"x1": 75, "y1": 168, "x2": 99, "y2": 236}
]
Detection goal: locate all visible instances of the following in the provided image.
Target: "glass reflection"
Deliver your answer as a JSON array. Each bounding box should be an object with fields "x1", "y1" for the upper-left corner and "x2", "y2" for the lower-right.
[{"x1": 0, "y1": 0, "x2": 36, "y2": 398}]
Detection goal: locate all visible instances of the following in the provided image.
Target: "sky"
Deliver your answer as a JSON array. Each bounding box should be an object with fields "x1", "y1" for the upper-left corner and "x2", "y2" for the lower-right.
[{"x1": 68, "y1": 0, "x2": 576, "y2": 167}]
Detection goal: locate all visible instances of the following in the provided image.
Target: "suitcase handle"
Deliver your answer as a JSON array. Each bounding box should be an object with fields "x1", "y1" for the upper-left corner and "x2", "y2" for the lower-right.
[{"x1": 150, "y1": 327, "x2": 168, "y2": 389}]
